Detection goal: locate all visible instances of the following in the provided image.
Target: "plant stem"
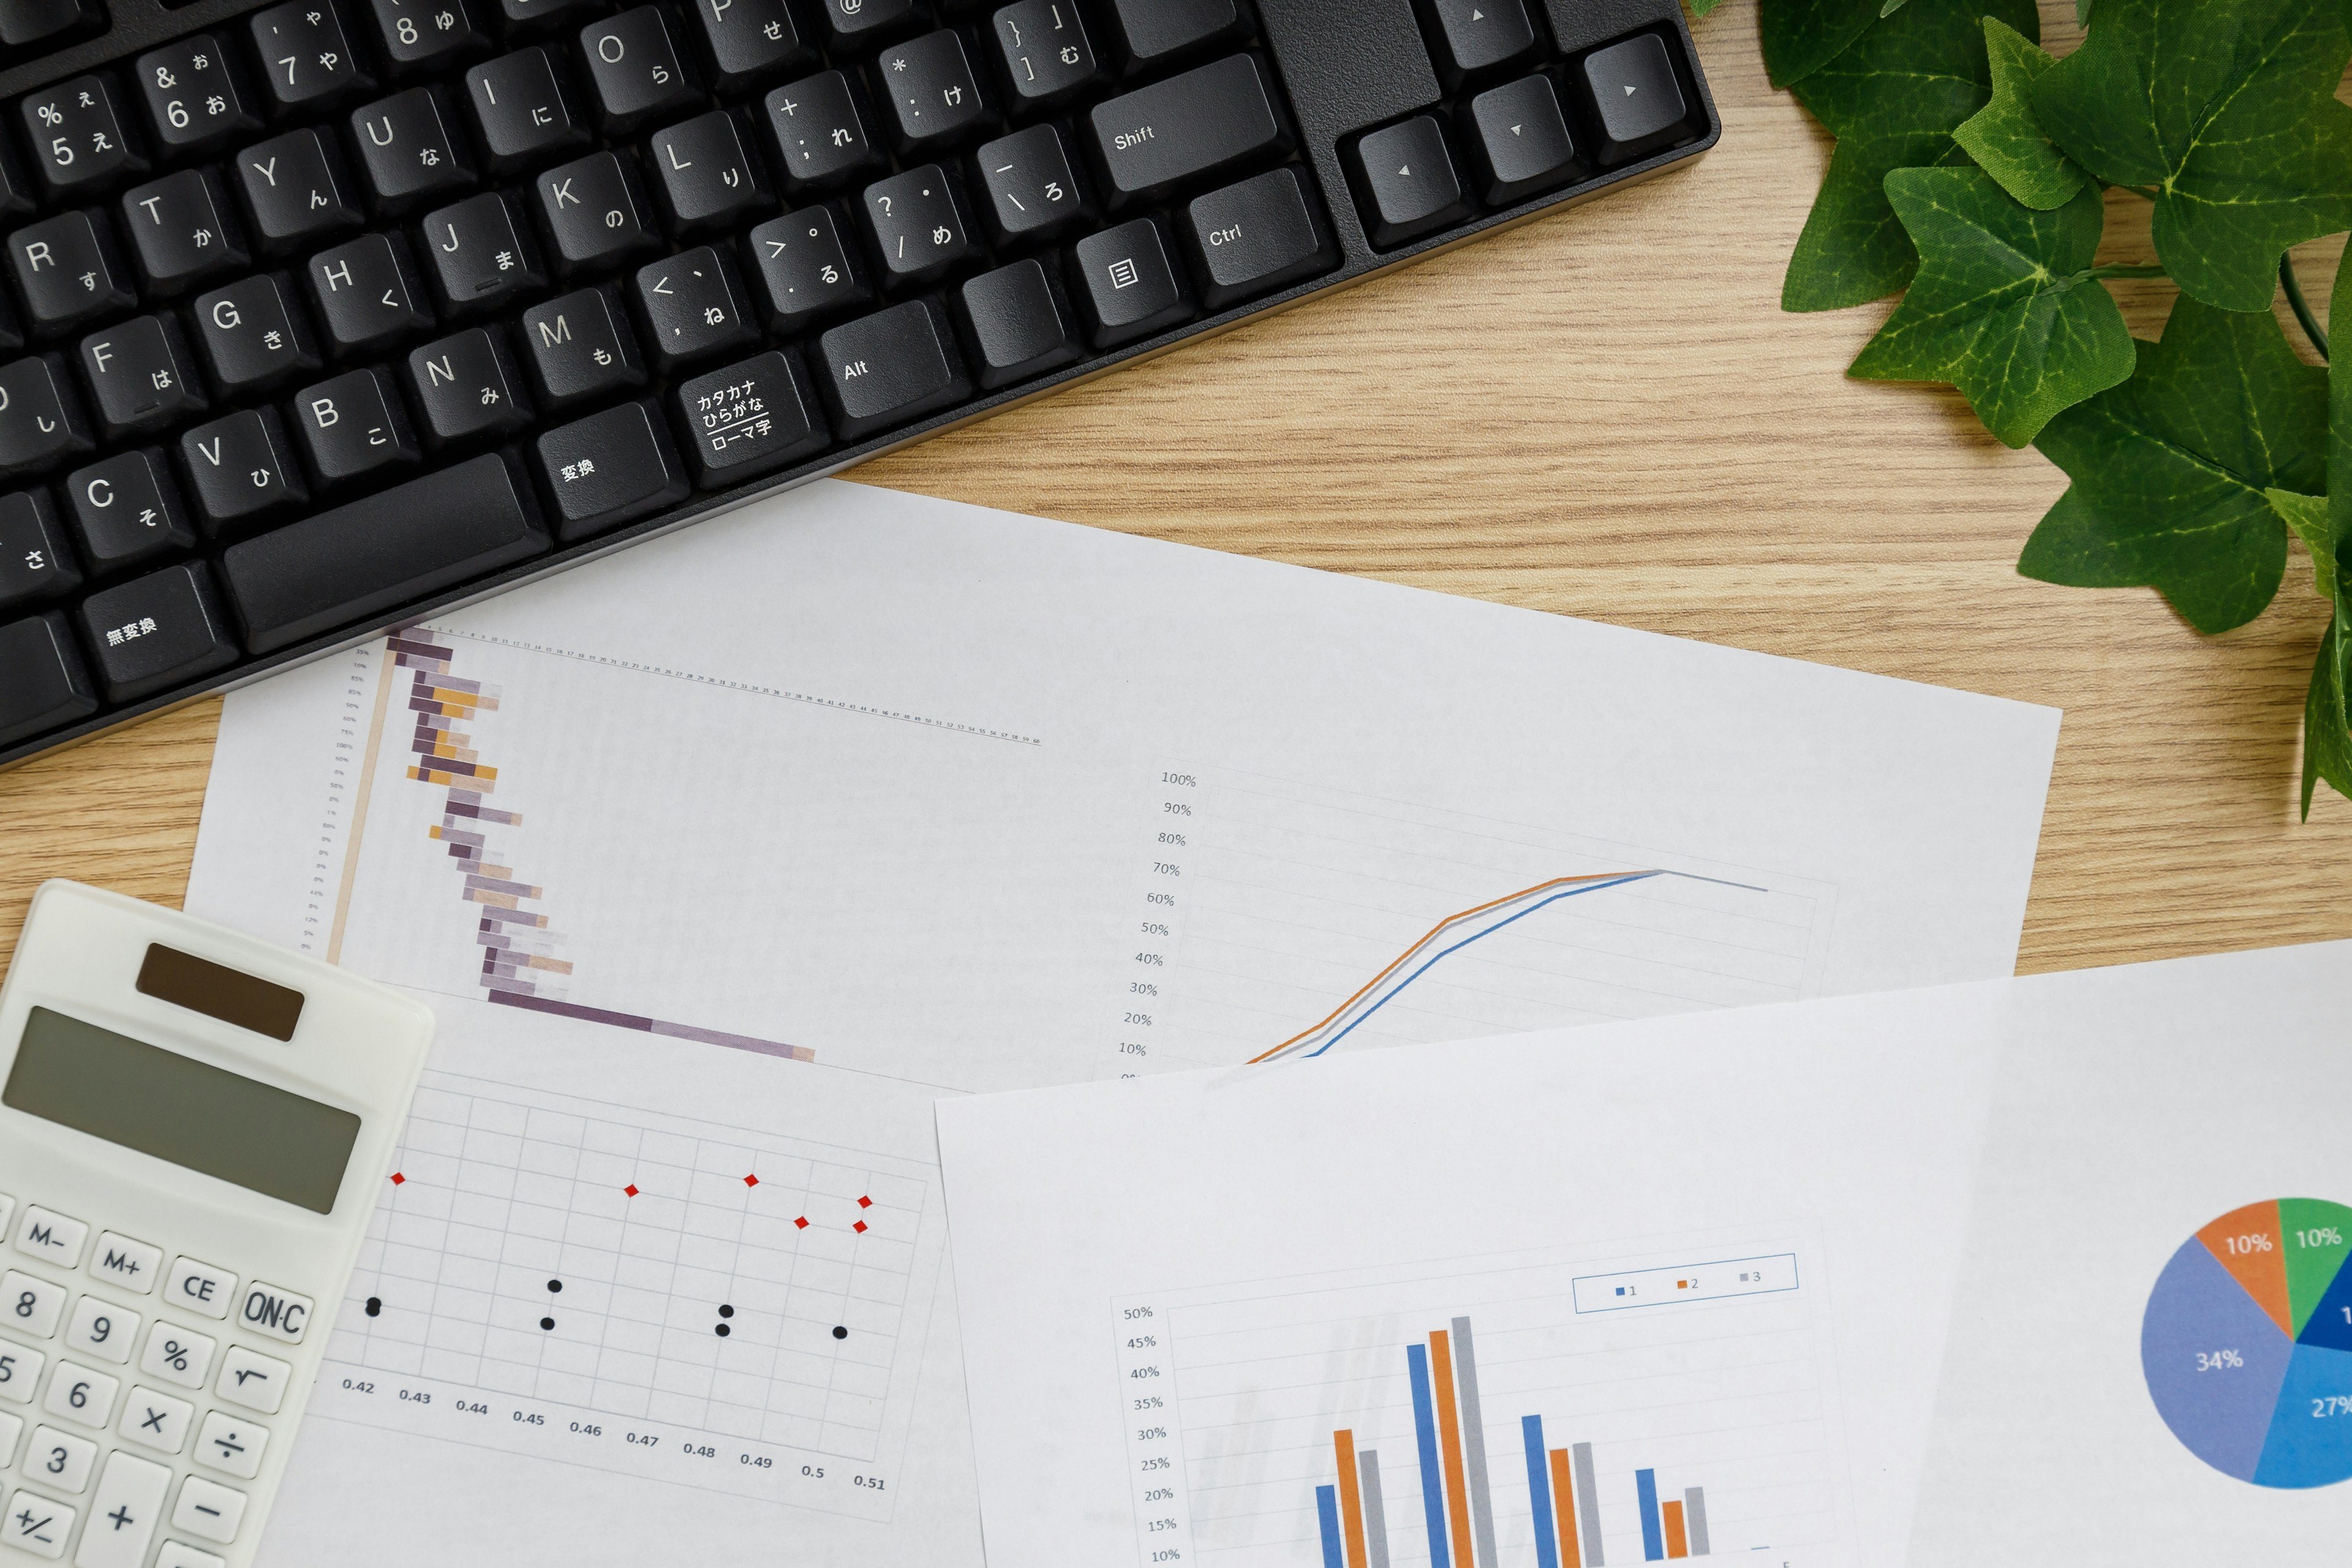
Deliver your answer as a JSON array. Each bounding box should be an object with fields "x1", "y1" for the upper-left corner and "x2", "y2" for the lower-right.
[
  {"x1": 2281, "y1": 253, "x2": 2329, "y2": 363},
  {"x1": 2087, "y1": 264, "x2": 2168, "y2": 280}
]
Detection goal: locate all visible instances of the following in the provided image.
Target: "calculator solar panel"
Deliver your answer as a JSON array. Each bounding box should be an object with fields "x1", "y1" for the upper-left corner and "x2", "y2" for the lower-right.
[{"x1": 0, "y1": 0, "x2": 1717, "y2": 766}]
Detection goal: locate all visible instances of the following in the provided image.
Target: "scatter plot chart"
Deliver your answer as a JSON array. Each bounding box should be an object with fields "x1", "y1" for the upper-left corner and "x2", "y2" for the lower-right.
[{"x1": 316, "y1": 1071, "x2": 944, "y2": 1517}]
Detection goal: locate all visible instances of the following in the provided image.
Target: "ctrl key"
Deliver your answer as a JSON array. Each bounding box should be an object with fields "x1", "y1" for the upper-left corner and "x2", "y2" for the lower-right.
[
  {"x1": 74, "y1": 562, "x2": 241, "y2": 703},
  {"x1": 535, "y1": 401, "x2": 690, "y2": 541},
  {"x1": 0, "y1": 612, "x2": 97, "y2": 747}
]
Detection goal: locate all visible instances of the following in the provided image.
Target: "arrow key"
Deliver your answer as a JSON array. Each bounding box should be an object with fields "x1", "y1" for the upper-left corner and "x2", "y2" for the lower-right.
[
  {"x1": 1463, "y1": 74, "x2": 1579, "y2": 205},
  {"x1": 1577, "y1": 31, "x2": 1695, "y2": 165},
  {"x1": 1422, "y1": 0, "x2": 1536, "y2": 85},
  {"x1": 1348, "y1": 116, "x2": 1470, "y2": 251}
]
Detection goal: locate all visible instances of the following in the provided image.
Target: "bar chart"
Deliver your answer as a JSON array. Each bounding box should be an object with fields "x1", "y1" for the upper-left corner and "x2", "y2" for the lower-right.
[{"x1": 1112, "y1": 1231, "x2": 1851, "y2": 1568}]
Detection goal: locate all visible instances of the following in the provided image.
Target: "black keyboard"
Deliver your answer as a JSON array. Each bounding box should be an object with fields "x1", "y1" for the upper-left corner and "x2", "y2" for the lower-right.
[{"x1": 0, "y1": 0, "x2": 1715, "y2": 764}]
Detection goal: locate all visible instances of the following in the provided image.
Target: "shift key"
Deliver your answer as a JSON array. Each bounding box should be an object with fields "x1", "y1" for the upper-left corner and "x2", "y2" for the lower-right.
[{"x1": 1088, "y1": 55, "x2": 1289, "y2": 203}]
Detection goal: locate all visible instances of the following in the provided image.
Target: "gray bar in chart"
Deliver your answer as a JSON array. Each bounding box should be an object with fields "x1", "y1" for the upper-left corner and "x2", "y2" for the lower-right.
[
  {"x1": 1449, "y1": 1316, "x2": 1499, "y2": 1568},
  {"x1": 1572, "y1": 1442, "x2": 1605, "y2": 1566},
  {"x1": 1359, "y1": 1449, "x2": 1391, "y2": 1568},
  {"x1": 1684, "y1": 1487, "x2": 1711, "y2": 1556}
]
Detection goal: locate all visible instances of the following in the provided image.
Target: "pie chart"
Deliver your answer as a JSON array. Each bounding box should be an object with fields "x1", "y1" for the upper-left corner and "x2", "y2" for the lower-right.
[{"x1": 2143, "y1": 1198, "x2": 2352, "y2": 1488}]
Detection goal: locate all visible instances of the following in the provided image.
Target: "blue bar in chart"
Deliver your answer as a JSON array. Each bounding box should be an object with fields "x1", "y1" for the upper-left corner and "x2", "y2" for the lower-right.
[
  {"x1": 1637, "y1": 1468, "x2": 1665, "y2": 1561},
  {"x1": 1523, "y1": 1415, "x2": 1560, "y2": 1568},
  {"x1": 1406, "y1": 1343, "x2": 1452, "y2": 1568},
  {"x1": 1317, "y1": 1485, "x2": 1344, "y2": 1568}
]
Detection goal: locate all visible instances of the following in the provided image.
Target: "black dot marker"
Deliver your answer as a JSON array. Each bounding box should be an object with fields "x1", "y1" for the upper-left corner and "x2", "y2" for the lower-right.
[
  {"x1": 540, "y1": 1316, "x2": 556, "y2": 1330},
  {"x1": 832, "y1": 1325, "x2": 848, "y2": 1340},
  {"x1": 365, "y1": 1297, "x2": 382, "y2": 1317},
  {"x1": 715, "y1": 1324, "x2": 730, "y2": 1337},
  {"x1": 718, "y1": 1304, "x2": 734, "y2": 1318},
  {"x1": 547, "y1": 1279, "x2": 563, "y2": 1294}
]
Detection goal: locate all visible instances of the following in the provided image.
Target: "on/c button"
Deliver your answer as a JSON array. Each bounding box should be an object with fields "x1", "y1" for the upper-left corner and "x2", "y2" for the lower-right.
[{"x1": 165, "y1": 1257, "x2": 236, "y2": 1321}]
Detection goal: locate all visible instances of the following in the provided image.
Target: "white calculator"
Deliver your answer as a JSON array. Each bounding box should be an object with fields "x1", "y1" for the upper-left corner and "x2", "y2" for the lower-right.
[{"x1": 0, "y1": 881, "x2": 432, "y2": 1568}]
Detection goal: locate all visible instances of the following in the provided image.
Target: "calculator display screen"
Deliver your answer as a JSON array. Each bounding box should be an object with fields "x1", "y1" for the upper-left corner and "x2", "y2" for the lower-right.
[{"x1": 3, "y1": 1006, "x2": 360, "y2": 1214}]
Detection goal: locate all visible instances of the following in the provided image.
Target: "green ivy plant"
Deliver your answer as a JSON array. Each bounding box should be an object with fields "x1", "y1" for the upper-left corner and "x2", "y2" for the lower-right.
[{"x1": 1688, "y1": 0, "x2": 2352, "y2": 814}]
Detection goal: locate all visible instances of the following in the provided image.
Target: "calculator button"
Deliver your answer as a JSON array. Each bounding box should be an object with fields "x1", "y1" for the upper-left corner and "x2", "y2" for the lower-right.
[
  {"x1": 12, "y1": 1209, "x2": 86, "y2": 1270},
  {"x1": 135, "y1": 1325, "x2": 213, "y2": 1392},
  {"x1": 0, "y1": 1200, "x2": 13, "y2": 1243},
  {"x1": 21, "y1": 1425, "x2": 95, "y2": 1493},
  {"x1": 73, "y1": 1450, "x2": 169, "y2": 1568},
  {"x1": 169, "y1": 1477, "x2": 244, "y2": 1544},
  {"x1": 40, "y1": 1362, "x2": 118, "y2": 1428},
  {"x1": 115, "y1": 1387, "x2": 191, "y2": 1454},
  {"x1": 233, "y1": 1282, "x2": 312, "y2": 1346},
  {"x1": 0, "y1": 1412, "x2": 18, "y2": 1464},
  {"x1": 154, "y1": 1544, "x2": 225, "y2": 1568},
  {"x1": 86, "y1": 1237, "x2": 160, "y2": 1297},
  {"x1": 2, "y1": 1274, "x2": 66, "y2": 1340},
  {"x1": 1, "y1": 1484, "x2": 73, "y2": 1558},
  {"x1": 162, "y1": 1261, "x2": 233, "y2": 1321},
  {"x1": 210, "y1": 1347, "x2": 287, "y2": 1415},
  {"x1": 0, "y1": 1345, "x2": 44, "y2": 1404},
  {"x1": 191, "y1": 1412, "x2": 264, "y2": 1480},
  {"x1": 61, "y1": 1300, "x2": 135, "y2": 1366}
]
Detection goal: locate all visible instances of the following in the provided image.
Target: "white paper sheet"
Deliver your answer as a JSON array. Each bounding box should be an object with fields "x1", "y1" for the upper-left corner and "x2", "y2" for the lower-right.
[{"x1": 183, "y1": 478, "x2": 2060, "y2": 1564}]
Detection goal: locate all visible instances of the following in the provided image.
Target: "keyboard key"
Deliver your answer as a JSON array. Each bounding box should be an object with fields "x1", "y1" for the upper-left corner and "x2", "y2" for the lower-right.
[
  {"x1": 1181, "y1": 165, "x2": 1332, "y2": 309},
  {"x1": 211, "y1": 1345, "x2": 287, "y2": 1413},
  {"x1": 350, "y1": 86, "x2": 477, "y2": 211},
  {"x1": 861, "y1": 164, "x2": 975, "y2": 285},
  {"x1": 1578, "y1": 32, "x2": 1694, "y2": 165},
  {"x1": 120, "y1": 170, "x2": 249, "y2": 294},
  {"x1": 163, "y1": 1260, "x2": 234, "y2": 1322},
  {"x1": 763, "y1": 70, "x2": 884, "y2": 189},
  {"x1": 366, "y1": 0, "x2": 489, "y2": 74},
  {"x1": 1, "y1": 0, "x2": 93, "y2": 48},
  {"x1": 0, "y1": 491, "x2": 81, "y2": 611},
  {"x1": 20, "y1": 75, "x2": 146, "y2": 198},
  {"x1": 464, "y1": 48, "x2": 589, "y2": 175},
  {"x1": 533, "y1": 150, "x2": 660, "y2": 275},
  {"x1": 0, "y1": 141, "x2": 31, "y2": 225},
  {"x1": 179, "y1": 407, "x2": 309, "y2": 530},
  {"x1": 820, "y1": 0, "x2": 921, "y2": 45},
  {"x1": 1463, "y1": 73, "x2": 1577, "y2": 203},
  {"x1": 134, "y1": 36, "x2": 263, "y2": 158},
  {"x1": 1103, "y1": 0, "x2": 1239, "y2": 68},
  {"x1": 1072, "y1": 214, "x2": 1189, "y2": 345},
  {"x1": 39, "y1": 1359, "x2": 121, "y2": 1427},
  {"x1": 580, "y1": 7, "x2": 703, "y2": 130},
  {"x1": 194, "y1": 1411, "x2": 266, "y2": 1479},
  {"x1": 3, "y1": 1269, "x2": 67, "y2": 1336},
  {"x1": 1422, "y1": 0, "x2": 1535, "y2": 81},
  {"x1": 233, "y1": 129, "x2": 365, "y2": 255},
  {"x1": 743, "y1": 206, "x2": 869, "y2": 330},
  {"x1": 234, "y1": 1281, "x2": 314, "y2": 1344},
  {"x1": 1350, "y1": 115, "x2": 1469, "y2": 247},
  {"x1": 878, "y1": 30, "x2": 994, "y2": 153},
  {"x1": 519, "y1": 283, "x2": 644, "y2": 407},
  {"x1": 0, "y1": 613, "x2": 92, "y2": 744},
  {"x1": 78, "y1": 315, "x2": 207, "y2": 439},
  {"x1": 0, "y1": 1342, "x2": 47, "y2": 1403},
  {"x1": 974, "y1": 122, "x2": 1087, "y2": 241},
  {"x1": 292, "y1": 365, "x2": 420, "y2": 486},
  {"x1": 170, "y1": 1476, "x2": 246, "y2": 1545},
  {"x1": 956, "y1": 256, "x2": 1078, "y2": 386},
  {"x1": 222, "y1": 451, "x2": 546, "y2": 649},
  {"x1": 192, "y1": 271, "x2": 321, "y2": 393},
  {"x1": 62, "y1": 1296, "x2": 137, "y2": 1365},
  {"x1": 250, "y1": 0, "x2": 372, "y2": 112},
  {"x1": 64, "y1": 448, "x2": 196, "y2": 573},
  {"x1": 307, "y1": 232, "x2": 436, "y2": 354},
  {"x1": 7, "y1": 210, "x2": 135, "y2": 336},
  {"x1": 1088, "y1": 55, "x2": 1286, "y2": 205},
  {"x1": 76, "y1": 1450, "x2": 171, "y2": 1568},
  {"x1": 0, "y1": 356, "x2": 94, "y2": 478},
  {"x1": 649, "y1": 109, "x2": 774, "y2": 233},
  {"x1": 116, "y1": 1387, "x2": 193, "y2": 1454},
  {"x1": 24, "y1": 1425, "x2": 95, "y2": 1491},
  {"x1": 78, "y1": 563, "x2": 239, "y2": 699},
  {"x1": 631, "y1": 244, "x2": 756, "y2": 371},
  {"x1": 671, "y1": 349, "x2": 826, "y2": 485},
  {"x1": 815, "y1": 296, "x2": 968, "y2": 437},
  {"x1": 139, "y1": 1320, "x2": 217, "y2": 1388},
  {"x1": 1, "y1": 1484, "x2": 72, "y2": 1558},
  {"x1": 0, "y1": 1410, "x2": 17, "y2": 1466},
  {"x1": 90, "y1": 1234, "x2": 162, "y2": 1295},
  {"x1": 420, "y1": 191, "x2": 544, "y2": 313},
  {"x1": 991, "y1": 0, "x2": 1099, "y2": 105},
  {"x1": 407, "y1": 326, "x2": 532, "y2": 445},
  {"x1": 13, "y1": 1207, "x2": 86, "y2": 1267},
  {"x1": 686, "y1": 0, "x2": 813, "y2": 92},
  {"x1": 533, "y1": 399, "x2": 687, "y2": 537},
  {"x1": 497, "y1": 0, "x2": 596, "y2": 27}
]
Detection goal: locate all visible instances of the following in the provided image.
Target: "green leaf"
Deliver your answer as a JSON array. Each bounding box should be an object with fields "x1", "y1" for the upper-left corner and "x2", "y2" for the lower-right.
[
  {"x1": 1951, "y1": 18, "x2": 2089, "y2": 210},
  {"x1": 1758, "y1": 0, "x2": 1910, "y2": 88},
  {"x1": 2077, "y1": 0, "x2": 2093, "y2": 24},
  {"x1": 2031, "y1": 0, "x2": 2352, "y2": 312},
  {"x1": 2302, "y1": 613, "x2": 2352, "y2": 816},
  {"x1": 2268, "y1": 488, "x2": 2337, "y2": 603},
  {"x1": 1781, "y1": 0, "x2": 2041, "y2": 312},
  {"x1": 2305, "y1": 246, "x2": 2352, "y2": 813},
  {"x1": 1687, "y1": 0, "x2": 1726, "y2": 15},
  {"x1": 2024, "y1": 298, "x2": 2326, "y2": 633},
  {"x1": 1849, "y1": 170, "x2": 2134, "y2": 445}
]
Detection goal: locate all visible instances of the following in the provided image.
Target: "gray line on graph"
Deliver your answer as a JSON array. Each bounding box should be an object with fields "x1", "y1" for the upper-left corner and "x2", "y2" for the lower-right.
[
  {"x1": 1573, "y1": 1441, "x2": 1605, "y2": 1566},
  {"x1": 1450, "y1": 1316, "x2": 1498, "y2": 1568},
  {"x1": 1359, "y1": 1448, "x2": 1390, "y2": 1568},
  {"x1": 1685, "y1": 1487, "x2": 1711, "y2": 1556}
]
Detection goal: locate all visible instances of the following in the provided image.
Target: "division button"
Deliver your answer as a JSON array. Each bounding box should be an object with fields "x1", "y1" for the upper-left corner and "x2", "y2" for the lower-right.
[
  {"x1": 1349, "y1": 115, "x2": 1471, "y2": 249},
  {"x1": 670, "y1": 350, "x2": 829, "y2": 488},
  {"x1": 1577, "y1": 32, "x2": 1693, "y2": 165},
  {"x1": 1181, "y1": 167, "x2": 1335, "y2": 311}
]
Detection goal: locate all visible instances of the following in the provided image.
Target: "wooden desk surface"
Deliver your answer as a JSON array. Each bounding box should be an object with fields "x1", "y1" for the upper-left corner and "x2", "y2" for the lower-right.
[{"x1": 2, "y1": 0, "x2": 2346, "y2": 973}]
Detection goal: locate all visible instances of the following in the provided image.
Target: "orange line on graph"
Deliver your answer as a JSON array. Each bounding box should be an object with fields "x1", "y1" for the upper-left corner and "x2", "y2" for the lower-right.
[
  {"x1": 1428, "y1": 1330, "x2": 1475, "y2": 1568},
  {"x1": 1246, "y1": 872, "x2": 1648, "y2": 1063}
]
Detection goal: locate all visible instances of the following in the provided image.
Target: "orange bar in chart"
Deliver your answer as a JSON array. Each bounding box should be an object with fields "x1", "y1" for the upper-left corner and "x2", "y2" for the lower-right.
[
  {"x1": 1548, "y1": 1449, "x2": 1581, "y2": 1568},
  {"x1": 1333, "y1": 1430, "x2": 1368, "y2": 1568},
  {"x1": 1427, "y1": 1330, "x2": 1476, "y2": 1568},
  {"x1": 1663, "y1": 1499, "x2": 1688, "y2": 1558},
  {"x1": 2198, "y1": 1199, "x2": 2295, "y2": 1336}
]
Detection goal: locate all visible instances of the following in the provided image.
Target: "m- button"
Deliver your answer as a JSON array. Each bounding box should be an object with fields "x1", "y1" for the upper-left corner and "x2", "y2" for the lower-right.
[
  {"x1": 236, "y1": 1282, "x2": 312, "y2": 1345},
  {"x1": 92, "y1": 1234, "x2": 162, "y2": 1295},
  {"x1": 164, "y1": 1259, "x2": 235, "y2": 1321},
  {"x1": 13, "y1": 1206, "x2": 88, "y2": 1268}
]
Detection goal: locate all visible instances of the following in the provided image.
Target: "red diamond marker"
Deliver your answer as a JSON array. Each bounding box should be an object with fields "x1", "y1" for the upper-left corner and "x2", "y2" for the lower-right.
[
  {"x1": 794, "y1": 1216, "x2": 809, "y2": 1229},
  {"x1": 624, "y1": 1184, "x2": 639, "y2": 1197},
  {"x1": 744, "y1": 1174, "x2": 759, "y2": 1187},
  {"x1": 854, "y1": 1220, "x2": 868, "y2": 1234},
  {"x1": 857, "y1": 1195, "x2": 871, "y2": 1208},
  {"x1": 390, "y1": 1172, "x2": 406, "y2": 1185}
]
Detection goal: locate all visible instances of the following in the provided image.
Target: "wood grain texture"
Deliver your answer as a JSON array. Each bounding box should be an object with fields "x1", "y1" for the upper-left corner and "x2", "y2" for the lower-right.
[{"x1": 1, "y1": 0, "x2": 2346, "y2": 977}]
